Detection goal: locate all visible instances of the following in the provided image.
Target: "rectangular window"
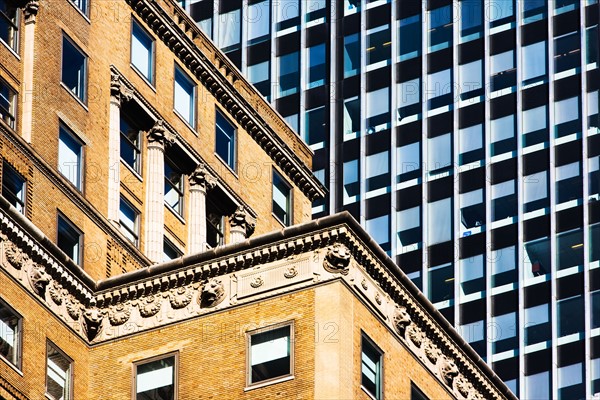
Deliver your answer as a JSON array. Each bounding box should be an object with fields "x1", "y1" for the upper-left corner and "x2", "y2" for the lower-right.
[
  {"x1": 343, "y1": 159, "x2": 359, "y2": 205},
  {"x1": 2, "y1": 162, "x2": 25, "y2": 213},
  {"x1": 428, "y1": 5, "x2": 452, "y2": 52},
  {"x1": 491, "y1": 311, "x2": 517, "y2": 353},
  {"x1": 460, "y1": 189, "x2": 484, "y2": 230},
  {"x1": 120, "y1": 116, "x2": 141, "y2": 173},
  {"x1": 58, "y1": 124, "x2": 83, "y2": 190},
  {"x1": 491, "y1": 179, "x2": 517, "y2": 221},
  {"x1": 459, "y1": 123, "x2": 483, "y2": 165},
  {"x1": 525, "y1": 371, "x2": 550, "y2": 400},
  {"x1": 164, "y1": 159, "x2": 183, "y2": 216},
  {"x1": 131, "y1": 20, "x2": 154, "y2": 84},
  {"x1": 57, "y1": 214, "x2": 82, "y2": 265},
  {"x1": 522, "y1": 105, "x2": 548, "y2": 147},
  {"x1": 247, "y1": 0, "x2": 270, "y2": 44},
  {"x1": 490, "y1": 114, "x2": 515, "y2": 156},
  {"x1": 215, "y1": 110, "x2": 236, "y2": 170},
  {"x1": 343, "y1": 97, "x2": 360, "y2": 140},
  {"x1": 522, "y1": 41, "x2": 546, "y2": 83},
  {"x1": 554, "y1": 31, "x2": 580, "y2": 74},
  {"x1": 247, "y1": 60, "x2": 270, "y2": 98},
  {"x1": 554, "y1": 96, "x2": 580, "y2": 138},
  {"x1": 558, "y1": 295, "x2": 584, "y2": 337},
  {"x1": 247, "y1": 323, "x2": 293, "y2": 386},
  {"x1": 135, "y1": 355, "x2": 176, "y2": 400},
  {"x1": 0, "y1": 298, "x2": 21, "y2": 369},
  {"x1": 460, "y1": 0, "x2": 482, "y2": 39},
  {"x1": 459, "y1": 255, "x2": 484, "y2": 295},
  {"x1": 397, "y1": 142, "x2": 420, "y2": 182},
  {"x1": 366, "y1": 151, "x2": 390, "y2": 195},
  {"x1": 174, "y1": 66, "x2": 196, "y2": 127},
  {"x1": 366, "y1": 23, "x2": 391, "y2": 68},
  {"x1": 304, "y1": 105, "x2": 326, "y2": 149},
  {"x1": 217, "y1": 8, "x2": 241, "y2": 51},
  {"x1": 426, "y1": 68, "x2": 452, "y2": 108},
  {"x1": 163, "y1": 238, "x2": 182, "y2": 262},
  {"x1": 524, "y1": 303, "x2": 550, "y2": 345},
  {"x1": 396, "y1": 206, "x2": 421, "y2": 248},
  {"x1": 489, "y1": 0, "x2": 514, "y2": 27},
  {"x1": 69, "y1": 0, "x2": 87, "y2": 15},
  {"x1": 366, "y1": 214, "x2": 390, "y2": 252},
  {"x1": 491, "y1": 245, "x2": 517, "y2": 286},
  {"x1": 0, "y1": 0, "x2": 19, "y2": 51},
  {"x1": 429, "y1": 263, "x2": 453, "y2": 303},
  {"x1": 0, "y1": 77, "x2": 16, "y2": 129},
  {"x1": 361, "y1": 334, "x2": 383, "y2": 400},
  {"x1": 398, "y1": 15, "x2": 421, "y2": 61},
  {"x1": 523, "y1": 171, "x2": 548, "y2": 212},
  {"x1": 427, "y1": 197, "x2": 452, "y2": 245},
  {"x1": 427, "y1": 133, "x2": 452, "y2": 173},
  {"x1": 277, "y1": 51, "x2": 299, "y2": 97},
  {"x1": 366, "y1": 87, "x2": 390, "y2": 133},
  {"x1": 307, "y1": 43, "x2": 326, "y2": 89},
  {"x1": 206, "y1": 199, "x2": 224, "y2": 248},
  {"x1": 272, "y1": 170, "x2": 291, "y2": 226},
  {"x1": 275, "y1": 0, "x2": 299, "y2": 31},
  {"x1": 62, "y1": 34, "x2": 87, "y2": 103},
  {"x1": 556, "y1": 161, "x2": 582, "y2": 204},
  {"x1": 397, "y1": 78, "x2": 420, "y2": 120},
  {"x1": 458, "y1": 60, "x2": 482, "y2": 98},
  {"x1": 46, "y1": 342, "x2": 72, "y2": 400},
  {"x1": 343, "y1": 33, "x2": 360, "y2": 78},
  {"x1": 119, "y1": 197, "x2": 139, "y2": 246}
]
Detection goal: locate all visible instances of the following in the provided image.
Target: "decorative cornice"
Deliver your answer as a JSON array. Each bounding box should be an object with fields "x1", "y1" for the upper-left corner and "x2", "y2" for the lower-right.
[
  {"x1": 124, "y1": 0, "x2": 326, "y2": 202},
  {"x1": 188, "y1": 162, "x2": 216, "y2": 192},
  {"x1": 0, "y1": 204, "x2": 514, "y2": 400}
]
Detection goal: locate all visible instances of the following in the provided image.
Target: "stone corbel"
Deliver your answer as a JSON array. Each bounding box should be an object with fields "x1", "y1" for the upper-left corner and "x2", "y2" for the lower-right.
[
  {"x1": 189, "y1": 163, "x2": 217, "y2": 192},
  {"x1": 229, "y1": 205, "x2": 256, "y2": 238},
  {"x1": 110, "y1": 72, "x2": 134, "y2": 107}
]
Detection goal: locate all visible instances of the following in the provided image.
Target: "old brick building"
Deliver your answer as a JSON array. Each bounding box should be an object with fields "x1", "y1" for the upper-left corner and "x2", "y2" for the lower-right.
[{"x1": 0, "y1": 0, "x2": 514, "y2": 398}]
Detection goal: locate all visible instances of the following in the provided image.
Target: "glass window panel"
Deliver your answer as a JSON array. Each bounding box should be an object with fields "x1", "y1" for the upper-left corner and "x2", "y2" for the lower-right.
[
  {"x1": 215, "y1": 111, "x2": 236, "y2": 169},
  {"x1": 428, "y1": 264, "x2": 453, "y2": 303},
  {"x1": 524, "y1": 237, "x2": 551, "y2": 278},
  {"x1": 0, "y1": 78, "x2": 16, "y2": 129},
  {"x1": 491, "y1": 311, "x2": 517, "y2": 353},
  {"x1": 272, "y1": 171, "x2": 291, "y2": 225},
  {"x1": 428, "y1": 5, "x2": 452, "y2": 51},
  {"x1": 344, "y1": 33, "x2": 360, "y2": 78},
  {"x1": 2, "y1": 162, "x2": 25, "y2": 213},
  {"x1": 491, "y1": 50, "x2": 514, "y2": 75},
  {"x1": 366, "y1": 87, "x2": 389, "y2": 133},
  {"x1": 460, "y1": 320, "x2": 485, "y2": 343},
  {"x1": 58, "y1": 126, "x2": 82, "y2": 190},
  {"x1": 248, "y1": 61, "x2": 269, "y2": 85},
  {"x1": 523, "y1": 106, "x2": 547, "y2": 134},
  {"x1": 174, "y1": 67, "x2": 195, "y2": 126},
  {"x1": 525, "y1": 371, "x2": 550, "y2": 400},
  {"x1": 522, "y1": 41, "x2": 546, "y2": 82},
  {"x1": 57, "y1": 216, "x2": 81, "y2": 265},
  {"x1": 278, "y1": 51, "x2": 299, "y2": 97},
  {"x1": 427, "y1": 133, "x2": 451, "y2": 172},
  {"x1": 366, "y1": 215, "x2": 389, "y2": 248},
  {"x1": 131, "y1": 21, "x2": 154, "y2": 82},
  {"x1": 304, "y1": 106, "x2": 326, "y2": 148},
  {"x1": 398, "y1": 15, "x2": 421, "y2": 61},
  {"x1": 343, "y1": 159, "x2": 359, "y2": 205},
  {"x1": 426, "y1": 69, "x2": 451, "y2": 100},
  {"x1": 427, "y1": 198, "x2": 451, "y2": 244},
  {"x1": 361, "y1": 336, "x2": 382, "y2": 400},
  {"x1": 524, "y1": 303, "x2": 551, "y2": 345},
  {"x1": 460, "y1": 0, "x2": 482, "y2": 36},
  {"x1": 119, "y1": 198, "x2": 138, "y2": 245},
  {"x1": 558, "y1": 295, "x2": 584, "y2": 336},
  {"x1": 366, "y1": 24, "x2": 391, "y2": 66},
  {"x1": 556, "y1": 229, "x2": 584, "y2": 270},
  {"x1": 249, "y1": 325, "x2": 292, "y2": 385},
  {"x1": 491, "y1": 245, "x2": 517, "y2": 286},
  {"x1": 46, "y1": 343, "x2": 72, "y2": 400},
  {"x1": 275, "y1": 0, "x2": 299, "y2": 25},
  {"x1": 488, "y1": 0, "x2": 514, "y2": 24},
  {"x1": 0, "y1": 0, "x2": 19, "y2": 51},
  {"x1": 459, "y1": 60, "x2": 482, "y2": 95},
  {"x1": 397, "y1": 142, "x2": 420, "y2": 180},
  {"x1": 459, "y1": 255, "x2": 485, "y2": 295},
  {"x1": 459, "y1": 124, "x2": 483, "y2": 154},
  {"x1": 247, "y1": 0, "x2": 270, "y2": 43},
  {"x1": 136, "y1": 356, "x2": 175, "y2": 399},
  {"x1": 307, "y1": 43, "x2": 326, "y2": 88},
  {"x1": 554, "y1": 96, "x2": 579, "y2": 125},
  {"x1": 0, "y1": 300, "x2": 21, "y2": 368},
  {"x1": 343, "y1": 97, "x2": 360, "y2": 140},
  {"x1": 217, "y1": 9, "x2": 241, "y2": 49},
  {"x1": 62, "y1": 36, "x2": 87, "y2": 102},
  {"x1": 491, "y1": 114, "x2": 515, "y2": 143}
]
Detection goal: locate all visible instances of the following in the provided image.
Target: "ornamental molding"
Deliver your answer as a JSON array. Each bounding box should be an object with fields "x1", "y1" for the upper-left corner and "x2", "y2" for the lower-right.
[
  {"x1": 0, "y1": 207, "x2": 509, "y2": 400},
  {"x1": 229, "y1": 206, "x2": 256, "y2": 238},
  {"x1": 124, "y1": 0, "x2": 325, "y2": 202},
  {"x1": 188, "y1": 162, "x2": 217, "y2": 192}
]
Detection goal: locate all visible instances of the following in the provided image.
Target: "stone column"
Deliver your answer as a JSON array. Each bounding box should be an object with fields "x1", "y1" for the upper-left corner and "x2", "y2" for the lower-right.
[
  {"x1": 188, "y1": 163, "x2": 216, "y2": 254},
  {"x1": 229, "y1": 206, "x2": 256, "y2": 244},
  {"x1": 20, "y1": 0, "x2": 39, "y2": 143},
  {"x1": 144, "y1": 120, "x2": 173, "y2": 262},
  {"x1": 107, "y1": 73, "x2": 131, "y2": 224}
]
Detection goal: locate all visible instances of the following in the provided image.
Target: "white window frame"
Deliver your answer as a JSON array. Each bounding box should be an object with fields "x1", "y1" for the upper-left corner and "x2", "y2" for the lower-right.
[{"x1": 246, "y1": 321, "x2": 294, "y2": 389}]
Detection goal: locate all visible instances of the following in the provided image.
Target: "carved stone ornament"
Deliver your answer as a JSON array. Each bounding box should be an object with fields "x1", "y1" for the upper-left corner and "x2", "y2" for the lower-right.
[
  {"x1": 199, "y1": 278, "x2": 225, "y2": 308},
  {"x1": 27, "y1": 263, "x2": 50, "y2": 297},
  {"x1": 228, "y1": 206, "x2": 256, "y2": 237},
  {"x1": 424, "y1": 340, "x2": 442, "y2": 364},
  {"x1": 48, "y1": 281, "x2": 67, "y2": 305},
  {"x1": 439, "y1": 356, "x2": 460, "y2": 387},
  {"x1": 108, "y1": 302, "x2": 132, "y2": 326},
  {"x1": 110, "y1": 72, "x2": 133, "y2": 105},
  {"x1": 22, "y1": 0, "x2": 39, "y2": 23},
  {"x1": 455, "y1": 376, "x2": 474, "y2": 399},
  {"x1": 392, "y1": 306, "x2": 412, "y2": 337},
  {"x1": 146, "y1": 120, "x2": 175, "y2": 146},
  {"x1": 283, "y1": 266, "x2": 298, "y2": 279},
  {"x1": 167, "y1": 286, "x2": 193, "y2": 309},
  {"x1": 189, "y1": 163, "x2": 217, "y2": 192},
  {"x1": 407, "y1": 325, "x2": 425, "y2": 348},
  {"x1": 375, "y1": 292, "x2": 382, "y2": 305},
  {"x1": 137, "y1": 295, "x2": 162, "y2": 318},
  {"x1": 361, "y1": 278, "x2": 368, "y2": 290},
  {"x1": 322, "y1": 244, "x2": 351, "y2": 275},
  {"x1": 250, "y1": 276, "x2": 263, "y2": 288},
  {"x1": 4, "y1": 241, "x2": 29, "y2": 270},
  {"x1": 82, "y1": 307, "x2": 105, "y2": 341},
  {"x1": 66, "y1": 296, "x2": 82, "y2": 320}
]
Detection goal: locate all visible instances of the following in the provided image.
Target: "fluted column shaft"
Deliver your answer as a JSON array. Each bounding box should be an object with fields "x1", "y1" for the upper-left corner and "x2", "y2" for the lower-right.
[
  {"x1": 188, "y1": 163, "x2": 216, "y2": 254},
  {"x1": 107, "y1": 74, "x2": 125, "y2": 224}
]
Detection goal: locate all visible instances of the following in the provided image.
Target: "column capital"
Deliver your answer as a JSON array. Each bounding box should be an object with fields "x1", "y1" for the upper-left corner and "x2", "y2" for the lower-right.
[
  {"x1": 22, "y1": 0, "x2": 39, "y2": 24},
  {"x1": 189, "y1": 163, "x2": 217, "y2": 192},
  {"x1": 146, "y1": 120, "x2": 175, "y2": 147},
  {"x1": 110, "y1": 72, "x2": 133, "y2": 106},
  {"x1": 229, "y1": 206, "x2": 256, "y2": 238}
]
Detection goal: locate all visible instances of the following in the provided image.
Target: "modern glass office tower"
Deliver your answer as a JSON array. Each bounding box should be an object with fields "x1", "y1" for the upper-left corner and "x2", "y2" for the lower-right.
[{"x1": 178, "y1": 0, "x2": 600, "y2": 398}]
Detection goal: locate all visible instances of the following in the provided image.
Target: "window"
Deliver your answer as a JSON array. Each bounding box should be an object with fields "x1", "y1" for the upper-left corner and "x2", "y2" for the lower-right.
[
  {"x1": 217, "y1": 8, "x2": 241, "y2": 51},
  {"x1": 523, "y1": 171, "x2": 548, "y2": 212},
  {"x1": 119, "y1": 197, "x2": 139, "y2": 246},
  {"x1": 120, "y1": 116, "x2": 141, "y2": 173},
  {"x1": 459, "y1": 319, "x2": 485, "y2": 356},
  {"x1": 459, "y1": 123, "x2": 483, "y2": 165},
  {"x1": 429, "y1": 263, "x2": 453, "y2": 303},
  {"x1": 361, "y1": 334, "x2": 383, "y2": 399},
  {"x1": 397, "y1": 142, "x2": 420, "y2": 182},
  {"x1": 0, "y1": 298, "x2": 21, "y2": 369},
  {"x1": 556, "y1": 162, "x2": 582, "y2": 204},
  {"x1": 558, "y1": 295, "x2": 584, "y2": 337},
  {"x1": 491, "y1": 179, "x2": 517, "y2": 221},
  {"x1": 490, "y1": 311, "x2": 517, "y2": 353},
  {"x1": 46, "y1": 342, "x2": 72, "y2": 400},
  {"x1": 427, "y1": 133, "x2": 452, "y2": 173},
  {"x1": 460, "y1": 0, "x2": 482, "y2": 39},
  {"x1": 163, "y1": 238, "x2": 182, "y2": 262},
  {"x1": 58, "y1": 124, "x2": 83, "y2": 190},
  {"x1": 490, "y1": 114, "x2": 515, "y2": 156},
  {"x1": 272, "y1": 170, "x2": 291, "y2": 226},
  {"x1": 554, "y1": 31, "x2": 580, "y2": 74},
  {"x1": 306, "y1": 43, "x2": 326, "y2": 89},
  {"x1": 343, "y1": 159, "x2": 359, "y2": 205},
  {"x1": 69, "y1": 0, "x2": 87, "y2": 15},
  {"x1": 206, "y1": 199, "x2": 224, "y2": 248},
  {"x1": 459, "y1": 255, "x2": 484, "y2": 295},
  {"x1": 174, "y1": 66, "x2": 195, "y2": 127},
  {"x1": 525, "y1": 371, "x2": 550, "y2": 400},
  {"x1": 411, "y1": 383, "x2": 429, "y2": 400},
  {"x1": 396, "y1": 206, "x2": 421, "y2": 248},
  {"x1": 57, "y1": 214, "x2": 82, "y2": 265},
  {"x1": 215, "y1": 110, "x2": 236, "y2": 170},
  {"x1": 2, "y1": 162, "x2": 25, "y2": 213},
  {"x1": 0, "y1": 0, "x2": 19, "y2": 51},
  {"x1": 131, "y1": 20, "x2": 154, "y2": 83},
  {"x1": 524, "y1": 303, "x2": 550, "y2": 345},
  {"x1": 135, "y1": 354, "x2": 176, "y2": 400},
  {"x1": 489, "y1": 0, "x2": 514, "y2": 27},
  {"x1": 343, "y1": 97, "x2": 360, "y2": 140},
  {"x1": 366, "y1": 215, "x2": 390, "y2": 252},
  {"x1": 343, "y1": 33, "x2": 360, "y2": 77},
  {"x1": 277, "y1": 51, "x2": 299, "y2": 97},
  {"x1": 460, "y1": 189, "x2": 484, "y2": 230},
  {"x1": 247, "y1": 323, "x2": 293, "y2": 386},
  {"x1": 521, "y1": 41, "x2": 546, "y2": 83},
  {"x1": 558, "y1": 362, "x2": 584, "y2": 400},
  {"x1": 426, "y1": 68, "x2": 452, "y2": 108},
  {"x1": 366, "y1": 87, "x2": 389, "y2": 133},
  {"x1": 366, "y1": 23, "x2": 391, "y2": 68},
  {"x1": 248, "y1": 60, "x2": 270, "y2": 98},
  {"x1": 61, "y1": 35, "x2": 87, "y2": 103},
  {"x1": 427, "y1": 197, "x2": 452, "y2": 245},
  {"x1": 247, "y1": 0, "x2": 270, "y2": 44},
  {"x1": 0, "y1": 77, "x2": 16, "y2": 129},
  {"x1": 522, "y1": 105, "x2": 548, "y2": 147},
  {"x1": 366, "y1": 151, "x2": 389, "y2": 195},
  {"x1": 458, "y1": 60, "x2": 482, "y2": 98},
  {"x1": 428, "y1": 5, "x2": 452, "y2": 52},
  {"x1": 491, "y1": 245, "x2": 517, "y2": 287},
  {"x1": 164, "y1": 159, "x2": 183, "y2": 216},
  {"x1": 490, "y1": 50, "x2": 516, "y2": 91},
  {"x1": 275, "y1": 0, "x2": 299, "y2": 31},
  {"x1": 397, "y1": 78, "x2": 420, "y2": 120},
  {"x1": 524, "y1": 237, "x2": 550, "y2": 279},
  {"x1": 304, "y1": 105, "x2": 326, "y2": 149},
  {"x1": 398, "y1": 15, "x2": 421, "y2": 61},
  {"x1": 554, "y1": 96, "x2": 580, "y2": 138}
]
